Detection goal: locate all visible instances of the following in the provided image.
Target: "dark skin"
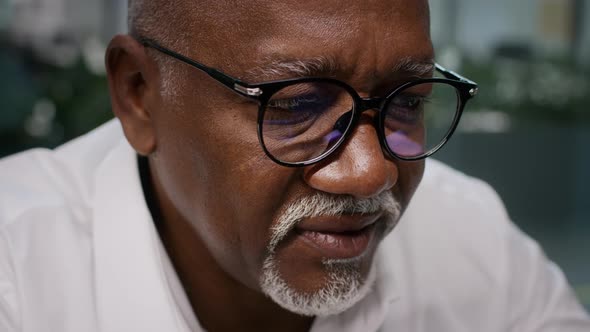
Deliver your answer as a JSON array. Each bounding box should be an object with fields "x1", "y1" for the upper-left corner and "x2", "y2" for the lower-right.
[{"x1": 106, "y1": 1, "x2": 432, "y2": 331}]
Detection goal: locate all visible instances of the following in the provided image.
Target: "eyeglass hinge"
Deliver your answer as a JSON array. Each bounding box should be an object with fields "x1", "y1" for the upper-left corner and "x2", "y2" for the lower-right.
[
  {"x1": 234, "y1": 84, "x2": 263, "y2": 97},
  {"x1": 469, "y1": 87, "x2": 479, "y2": 97}
]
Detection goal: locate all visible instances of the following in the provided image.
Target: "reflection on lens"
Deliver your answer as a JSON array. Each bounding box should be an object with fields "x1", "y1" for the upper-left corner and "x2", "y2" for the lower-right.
[
  {"x1": 384, "y1": 82, "x2": 458, "y2": 158},
  {"x1": 261, "y1": 82, "x2": 354, "y2": 164},
  {"x1": 386, "y1": 130, "x2": 424, "y2": 156}
]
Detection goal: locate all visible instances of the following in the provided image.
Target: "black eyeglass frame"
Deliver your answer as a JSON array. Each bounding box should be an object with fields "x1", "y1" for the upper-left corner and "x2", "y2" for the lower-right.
[{"x1": 139, "y1": 37, "x2": 479, "y2": 167}]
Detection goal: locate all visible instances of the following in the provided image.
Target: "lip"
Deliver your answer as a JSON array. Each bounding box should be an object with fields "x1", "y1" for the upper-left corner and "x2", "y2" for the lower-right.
[
  {"x1": 294, "y1": 214, "x2": 381, "y2": 259},
  {"x1": 296, "y1": 213, "x2": 381, "y2": 233}
]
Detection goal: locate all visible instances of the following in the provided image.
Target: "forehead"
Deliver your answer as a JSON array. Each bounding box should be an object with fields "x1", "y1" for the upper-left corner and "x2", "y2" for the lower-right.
[{"x1": 185, "y1": 0, "x2": 432, "y2": 81}]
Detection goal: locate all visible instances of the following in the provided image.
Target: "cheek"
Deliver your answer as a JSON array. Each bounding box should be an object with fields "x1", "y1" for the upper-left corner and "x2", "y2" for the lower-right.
[
  {"x1": 395, "y1": 160, "x2": 425, "y2": 209},
  {"x1": 232, "y1": 159, "x2": 300, "y2": 271},
  {"x1": 152, "y1": 97, "x2": 299, "y2": 286}
]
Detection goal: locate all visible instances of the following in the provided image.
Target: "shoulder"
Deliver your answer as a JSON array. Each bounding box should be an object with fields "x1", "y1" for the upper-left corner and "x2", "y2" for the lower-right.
[
  {"x1": 0, "y1": 120, "x2": 124, "y2": 228},
  {"x1": 386, "y1": 158, "x2": 513, "y2": 289},
  {"x1": 400, "y1": 159, "x2": 511, "y2": 248},
  {"x1": 0, "y1": 120, "x2": 126, "y2": 331},
  {"x1": 417, "y1": 158, "x2": 507, "y2": 216},
  {"x1": 379, "y1": 159, "x2": 512, "y2": 329},
  {"x1": 409, "y1": 158, "x2": 510, "y2": 234},
  {"x1": 0, "y1": 119, "x2": 126, "y2": 279},
  {"x1": 378, "y1": 159, "x2": 590, "y2": 331}
]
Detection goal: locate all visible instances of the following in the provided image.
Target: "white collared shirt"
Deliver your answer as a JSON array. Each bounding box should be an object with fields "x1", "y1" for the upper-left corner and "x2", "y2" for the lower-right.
[{"x1": 0, "y1": 120, "x2": 589, "y2": 332}]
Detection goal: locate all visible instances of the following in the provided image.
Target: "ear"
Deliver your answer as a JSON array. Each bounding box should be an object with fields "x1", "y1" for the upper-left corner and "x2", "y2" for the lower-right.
[{"x1": 106, "y1": 34, "x2": 157, "y2": 156}]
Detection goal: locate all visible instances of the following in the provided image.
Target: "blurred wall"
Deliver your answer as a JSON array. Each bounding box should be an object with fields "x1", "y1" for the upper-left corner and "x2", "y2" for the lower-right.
[
  {"x1": 431, "y1": 0, "x2": 589, "y2": 63},
  {"x1": 3, "y1": 0, "x2": 126, "y2": 67}
]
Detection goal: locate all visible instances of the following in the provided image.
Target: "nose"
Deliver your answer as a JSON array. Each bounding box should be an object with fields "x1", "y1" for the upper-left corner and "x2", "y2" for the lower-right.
[{"x1": 303, "y1": 114, "x2": 398, "y2": 199}]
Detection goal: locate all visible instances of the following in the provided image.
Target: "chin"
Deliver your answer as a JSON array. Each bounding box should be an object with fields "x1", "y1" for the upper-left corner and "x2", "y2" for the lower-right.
[{"x1": 259, "y1": 251, "x2": 378, "y2": 317}]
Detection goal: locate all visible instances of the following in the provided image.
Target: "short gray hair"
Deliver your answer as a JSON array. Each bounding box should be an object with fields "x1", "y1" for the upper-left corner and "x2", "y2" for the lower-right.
[
  {"x1": 128, "y1": 0, "x2": 187, "y2": 50},
  {"x1": 127, "y1": 0, "x2": 196, "y2": 98}
]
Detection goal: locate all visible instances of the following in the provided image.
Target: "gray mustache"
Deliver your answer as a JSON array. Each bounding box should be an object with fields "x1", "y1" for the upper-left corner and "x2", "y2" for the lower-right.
[{"x1": 268, "y1": 192, "x2": 401, "y2": 253}]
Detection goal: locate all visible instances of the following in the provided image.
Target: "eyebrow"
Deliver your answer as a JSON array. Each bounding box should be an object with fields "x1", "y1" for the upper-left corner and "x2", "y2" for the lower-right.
[
  {"x1": 393, "y1": 57, "x2": 435, "y2": 78},
  {"x1": 244, "y1": 55, "x2": 435, "y2": 82},
  {"x1": 245, "y1": 56, "x2": 338, "y2": 82}
]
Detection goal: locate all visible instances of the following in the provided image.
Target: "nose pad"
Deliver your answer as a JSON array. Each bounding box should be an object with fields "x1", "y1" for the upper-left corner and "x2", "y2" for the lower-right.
[
  {"x1": 330, "y1": 107, "x2": 384, "y2": 153},
  {"x1": 305, "y1": 117, "x2": 397, "y2": 198},
  {"x1": 325, "y1": 110, "x2": 354, "y2": 148},
  {"x1": 333, "y1": 110, "x2": 353, "y2": 134},
  {"x1": 360, "y1": 98, "x2": 382, "y2": 111}
]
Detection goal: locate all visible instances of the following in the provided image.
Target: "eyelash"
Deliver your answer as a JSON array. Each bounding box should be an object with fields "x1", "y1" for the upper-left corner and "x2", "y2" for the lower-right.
[{"x1": 267, "y1": 96, "x2": 320, "y2": 110}]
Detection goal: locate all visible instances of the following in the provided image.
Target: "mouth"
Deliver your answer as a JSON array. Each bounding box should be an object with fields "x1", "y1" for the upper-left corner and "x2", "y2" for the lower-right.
[{"x1": 294, "y1": 214, "x2": 381, "y2": 260}]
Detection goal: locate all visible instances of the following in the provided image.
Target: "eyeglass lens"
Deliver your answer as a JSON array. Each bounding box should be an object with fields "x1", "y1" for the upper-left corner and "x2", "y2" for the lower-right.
[
  {"x1": 383, "y1": 82, "x2": 459, "y2": 158},
  {"x1": 261, "y1": 81, "x2": 460, "y2": 164}
]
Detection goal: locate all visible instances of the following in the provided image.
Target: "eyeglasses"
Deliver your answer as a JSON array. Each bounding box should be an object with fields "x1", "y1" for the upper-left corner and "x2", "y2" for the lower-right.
[{"x1": 139, "y1": 37, "x2": 478, "y2": 167}]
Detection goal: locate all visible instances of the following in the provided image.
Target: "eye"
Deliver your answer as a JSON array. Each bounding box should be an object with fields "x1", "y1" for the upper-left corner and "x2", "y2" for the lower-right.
[
  {"x1": 262, "y1": 95, "x2": 322, "y2": 131},
  {"x1": 392, "y1": 94, "x2": 425, "y2": 110},
  {"x1": 267, "y1": 94, "x2": 324, "y2": 112},
  {"x1": 265, "y1": 90, "x2": 343, "y2": 128},
  {"x1": 262, "y1": 82, "x2": 353, "y2": 140},
  {"x1": 386, "y1": 94, "x2": 429, "y2": 125}
]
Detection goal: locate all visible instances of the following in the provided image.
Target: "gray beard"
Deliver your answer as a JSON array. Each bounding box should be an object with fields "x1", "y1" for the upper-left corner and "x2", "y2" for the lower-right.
[
  {"x1": 259, "y1": 252, "x2": 378, "y2": 317},
  {"x1": 259, "y1": 191, "x2": 399, "y2": 316}
]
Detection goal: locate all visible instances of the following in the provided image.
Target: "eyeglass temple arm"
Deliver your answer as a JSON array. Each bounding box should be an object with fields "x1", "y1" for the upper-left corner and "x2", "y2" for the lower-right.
[
  {"x1": 435, "y1": 63, "x2": 477, "y2": 86},
  {"x1": 139, "y1": 38, "x2": 260, "y2": 97},
  {"x1": 140, "y1": 39, "x2": 475, "y2": 99}
]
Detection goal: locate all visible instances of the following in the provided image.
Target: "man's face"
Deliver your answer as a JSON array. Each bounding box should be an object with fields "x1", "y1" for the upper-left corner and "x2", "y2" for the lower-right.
[{"x1": 148, "y1": 0, "x2": 432, "y2": 316}]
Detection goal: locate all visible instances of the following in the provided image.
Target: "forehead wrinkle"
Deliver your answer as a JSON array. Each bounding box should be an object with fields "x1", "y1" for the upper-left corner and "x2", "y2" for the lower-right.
[{"x1": 244, "y1": 55, "x2": 339, "y2": 82}]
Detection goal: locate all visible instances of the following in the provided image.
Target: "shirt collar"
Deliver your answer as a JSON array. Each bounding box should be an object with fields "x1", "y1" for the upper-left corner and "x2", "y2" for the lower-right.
[{"x1": 92, "y1": 139, "x2": 192, "y2": 331}]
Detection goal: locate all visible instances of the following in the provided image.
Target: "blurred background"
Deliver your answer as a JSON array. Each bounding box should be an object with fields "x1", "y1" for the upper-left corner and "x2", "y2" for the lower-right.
[{"x1": 0, "y1": 0, "x2": 588, "y2": 310}]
